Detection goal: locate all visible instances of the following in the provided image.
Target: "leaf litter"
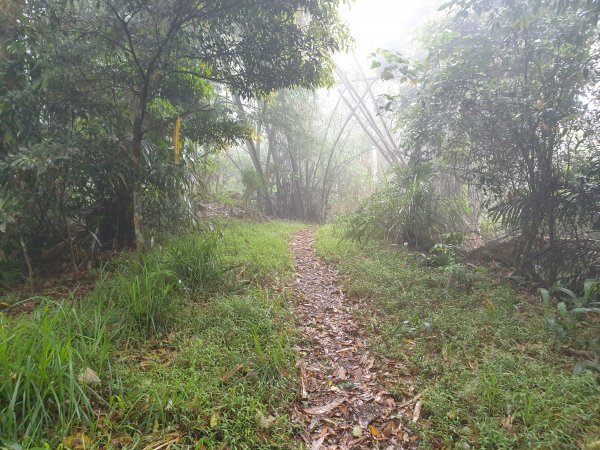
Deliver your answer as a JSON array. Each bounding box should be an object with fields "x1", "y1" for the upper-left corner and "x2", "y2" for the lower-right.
[{"x1": 290, "y1": 230, "x2": 420, "y2": 449}]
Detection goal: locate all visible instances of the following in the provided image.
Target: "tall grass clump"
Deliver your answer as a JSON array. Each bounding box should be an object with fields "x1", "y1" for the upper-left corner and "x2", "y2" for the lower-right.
[
  {"x1": 344, "y1": 163, "x2": 468, "y2": 250},
  {"x1": 110, "y1": 257, "x2": 177, "y2": 334},
  {"x1": 163, "y1": 232, "x2": 227, "y2": 293},
  {"x1": 102, "y1": 232, "x2": 229, "y2": 334},
  {"x1": 0, "y1": 301, "x2": 111, "y2": 446}
]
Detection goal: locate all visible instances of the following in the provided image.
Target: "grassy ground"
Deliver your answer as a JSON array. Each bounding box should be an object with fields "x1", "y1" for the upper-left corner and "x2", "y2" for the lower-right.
[
  {"x1": 315, "y1": 224, "x2": 600, "y2": 449},
  {"x1": 0, "y1": 220, "x2": 304, "y2": 449}
]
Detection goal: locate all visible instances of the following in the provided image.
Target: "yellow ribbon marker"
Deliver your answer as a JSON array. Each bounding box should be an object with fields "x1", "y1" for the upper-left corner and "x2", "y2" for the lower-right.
[{"x1": 173, "y1": 116, "x2": 181, "y2": 165}]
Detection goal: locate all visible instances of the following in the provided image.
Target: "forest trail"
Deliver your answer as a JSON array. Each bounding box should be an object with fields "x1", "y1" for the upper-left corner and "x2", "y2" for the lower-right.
[{"x1": 290, "y1": 229, "x2": 419, "y2": 449}]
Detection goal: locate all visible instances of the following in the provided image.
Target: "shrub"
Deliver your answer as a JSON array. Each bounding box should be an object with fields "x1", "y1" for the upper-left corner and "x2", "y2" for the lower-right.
[
  {"x1": 539, "y1": 279, "x2": 600, "y2": 371},
  {"x1": 344, "y1": 163, "x2": 468, "y2": 250}
]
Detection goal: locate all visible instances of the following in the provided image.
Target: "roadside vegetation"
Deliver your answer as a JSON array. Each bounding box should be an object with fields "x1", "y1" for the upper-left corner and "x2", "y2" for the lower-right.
[
  {"x1": 1, "y1": 221, "x2": 302, "y2": 449},
  {"x1": 316, "y1": 224, "x2": 600, "y2": 449}
]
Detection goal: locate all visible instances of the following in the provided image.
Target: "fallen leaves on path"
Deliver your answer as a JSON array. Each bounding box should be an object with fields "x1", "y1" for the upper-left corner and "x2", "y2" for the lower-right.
[{"x1": 290, "y1": 229, "x2": 419, "y2": 449}]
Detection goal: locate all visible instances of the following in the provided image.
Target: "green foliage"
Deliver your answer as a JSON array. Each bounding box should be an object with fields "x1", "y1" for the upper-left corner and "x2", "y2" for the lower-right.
[
  {"x1": 344, "y1": 163, "x2": 468, "y2": 250},
  {"x1": 316, "y1": 224, "x2": 600, "y2": 448},
  {"x1": 94, "y1": 230, "x2": 234, "y2": 334},
  {"x1": 241, "y1": 167, "x2": 268, "y2": 203},
  {"x1": 540, "y1": 279, "x2": 600, "y2": 317},
  {"x1": 378, "y1": 0, "x2": 600, "y2": 286},
  {"x1": 539, "y1": 280, "x2": 600, "y2": 368},
  {"x1": 423, "y1": 237, "x2": 464, "y2": 268},
  {"x1": 0, "y1": 0, "x2": 349, "y2": 273},
  {"x1": 234, "y1": 87, "x2": 373, "y2": 223},
  {"x1": 263, "y1": 90, "x2": 334, "y2": 221}
]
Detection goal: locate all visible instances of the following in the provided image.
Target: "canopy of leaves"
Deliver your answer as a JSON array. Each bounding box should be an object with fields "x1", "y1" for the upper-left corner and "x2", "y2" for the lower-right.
[
  {"x1": 0, "y1": 0, "x2": 349, "y2": 278},
  {"x1": 377, "y1": 0, "x2": 600, "y2": 285}
]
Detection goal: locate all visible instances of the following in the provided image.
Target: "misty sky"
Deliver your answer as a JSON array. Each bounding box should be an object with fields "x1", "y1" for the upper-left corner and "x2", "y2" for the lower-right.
[{"x1": 340, "y1": 0, "x2": 442, "y2": 61}]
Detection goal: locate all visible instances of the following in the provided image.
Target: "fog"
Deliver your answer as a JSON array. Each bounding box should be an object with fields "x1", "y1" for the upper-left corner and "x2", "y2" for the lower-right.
[{"x1": 340, "y1": 0, "x2": 443, "y2": 63}]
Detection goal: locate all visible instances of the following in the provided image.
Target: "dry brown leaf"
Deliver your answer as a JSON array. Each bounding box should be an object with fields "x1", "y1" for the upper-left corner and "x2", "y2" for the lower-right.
[
  {"x1": 310, "y1": 436, "x2": 325, "y2": 450},
  {"x1": 334, "y1": 366, "x2": 347, "y2": 380},
  {"x1": 397, "y1": 392, "x2": 422, "y2": 410},
  {"x1": 110, "y1": 434, "x2": 133, "y2": 448},
  {"x1": 368, "y1": 424, "x2": 381, "y2": 437},
  {"x1": 256, "y1": 410, "x2": 276, "y2": 429},
  {"x1": 304, "y1": 398, "x2": 346, "y2": 415},
  {"x1": 412, "y1": 401, "x2": 422, "y2": 423},
  {"x1": 222, "y1": 363, "x2": 244, "y2": 382},
  {"x1": 78, "y1": 367, "x2": 101, "y2": 386},
  {"x1": 300, "y1": 368, "x2": 309, "y2": 399},
  {"x1": 142, "y1": 433, "x2": 182, "y2": 450},
  {"x1": 349, "y1": 436, "x2": 369, "y2": 446},
  {"x1": 317, "y1": 426, "x2": 330, "y2": 438},
  {"x1": 139, "y1": 360, "x2": 152, "y2": 370},
  {"x1": 63, "y1": 433, "x2": 92, "y2": 450},
  {"x1": 381, "y1": 421, "x2": 398, "y2": 437},
  {"x1": 562, "y1": 346, "x2": 595, "y2": 360}
]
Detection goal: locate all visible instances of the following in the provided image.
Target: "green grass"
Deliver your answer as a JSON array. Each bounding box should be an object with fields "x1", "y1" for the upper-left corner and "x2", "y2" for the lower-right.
[
  {"x1": 0, "y1": 301, "x2": 113, "y2": 447},
  {"x1": 315, "y1": 224, "x2": 600, "y2": 449},
  {"x1": 0, "y1": 220, "x2": 304, "y2": 449},
  {"x1": 218, "y1": 221, "x2": 303, "y2": 284}
]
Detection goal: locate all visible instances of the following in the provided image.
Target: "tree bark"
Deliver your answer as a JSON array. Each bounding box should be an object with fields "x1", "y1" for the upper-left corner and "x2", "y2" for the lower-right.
[
  {"x1": 0, "y1": 0, "x2": 24, "y2": 150},
  {"x1": 131, "y1": 84, "x2": 150, "y2": 252}
]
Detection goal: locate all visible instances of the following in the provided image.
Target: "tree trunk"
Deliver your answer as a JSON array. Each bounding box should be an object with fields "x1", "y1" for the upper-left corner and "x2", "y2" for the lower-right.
[
  {"x1": 132, "y1": 116, "x2": 145, "y2": 251},
  {"x1": 131, "y1": 84, "x2": 150, "y2": 251},
  {"x1": 0, "y1": 0, "x2": 24, "y2": 151},
  {"x1": 0, "y1": 0, "x2": 23, "y2": 64},
  {"x1": 233, "y1": 95, "x2": 274, "y2": 215}
]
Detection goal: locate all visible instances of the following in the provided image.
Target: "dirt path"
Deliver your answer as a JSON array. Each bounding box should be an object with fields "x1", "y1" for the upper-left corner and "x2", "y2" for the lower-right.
[{"x1": 289, "y1": 229, "x2": 419, "y2": 450}]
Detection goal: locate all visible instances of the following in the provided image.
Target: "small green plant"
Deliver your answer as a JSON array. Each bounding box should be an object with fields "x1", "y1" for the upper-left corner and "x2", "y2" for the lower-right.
[
  {"x1": 517, "y1": 392, "x2": 535, "y2": 427},
  {"x1": 540, "y1": 279, "x2": 600, "y2": 373},
  {"x1": 428, "y1": 233, "x2": 464, "y2": 267},
  {"x1": 539, "y1": 279, "x2": 600, "y2": 337},
  {"x1": 425, "y1": 243, "x2": 454, "y2": 267},
  {"x1": 540, "y1": 279, "x2": 600, "y2": 314},
  {"x1": 482, "y1": 369, "x2": 500, "y2": 413},
  {"x1": 252, "y1": 327, "x2": 288, "y2": 383},
  {"x1": 240, "y1": 167, "x2": 269, "y2": 204},
  {"x1": 442, "y1": 340, "x2": 455, "y2": 367}
]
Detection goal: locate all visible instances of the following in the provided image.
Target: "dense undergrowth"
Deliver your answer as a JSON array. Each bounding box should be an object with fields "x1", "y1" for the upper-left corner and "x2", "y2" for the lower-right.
[
  {"x1": 0, "y1": 220, "x2": 303, "y2": 449},
  {"x1": 316, "y1": 224, "x2": 600, "y2": 449}
]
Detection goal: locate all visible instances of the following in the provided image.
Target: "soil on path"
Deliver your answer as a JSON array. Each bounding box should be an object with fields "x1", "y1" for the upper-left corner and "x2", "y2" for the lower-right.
[{"x1": 290, "y1": 229, "x2": 420, "y2": 450}]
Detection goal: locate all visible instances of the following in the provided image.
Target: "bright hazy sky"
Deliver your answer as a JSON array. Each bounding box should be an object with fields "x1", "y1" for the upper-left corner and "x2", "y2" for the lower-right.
[{"x1": 340, "y1": 0, "x2": 441, "y2": 61}]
